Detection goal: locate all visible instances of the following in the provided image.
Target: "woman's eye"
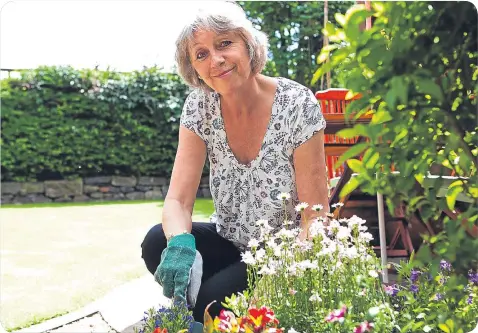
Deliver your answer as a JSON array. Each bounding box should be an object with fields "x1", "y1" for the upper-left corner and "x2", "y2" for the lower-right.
[
  {"x1": 220, "y1": 40, "x2": 232, "y2": 47},
  {"x1": 196, "y1": 51, "x2": 207, "y2": 60}
]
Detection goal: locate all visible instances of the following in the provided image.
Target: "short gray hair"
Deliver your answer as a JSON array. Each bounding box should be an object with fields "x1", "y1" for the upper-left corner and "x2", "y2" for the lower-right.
[{"x1": 174, "y1": 1, "x2": 269, "y2": 92}]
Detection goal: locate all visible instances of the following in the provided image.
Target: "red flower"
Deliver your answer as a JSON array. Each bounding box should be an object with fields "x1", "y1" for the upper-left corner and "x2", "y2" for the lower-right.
[
  {"x1": 353, "y1": 321, "x2": 374, "y2": 333},
  {"x1": 325, "y1": 305, "x2": 347, "y2": 323},
  {"x1": 153, "y1": 328, "x2": 168, "y2": 333},
  {"x1": 248, "y1": 306, "x2": 279, "y2": 328}
]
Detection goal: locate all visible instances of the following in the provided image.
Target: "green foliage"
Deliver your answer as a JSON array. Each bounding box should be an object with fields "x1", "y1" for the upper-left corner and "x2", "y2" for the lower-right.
[
  {"x1": 1, "y1": 65, "x2": 191, "y2": 181},
  {"x1": 134, "y1": 300, "x2": 194, "y2": 333},
  {"x1": 314, "y1": 2, "x2": 478, "y2": 330},
  {"x1": 390, "y1": 259, "x2": 478, "y2": 333},
  {"x1": 239, "y1": 1, "x2": 350, "y2": 90}
]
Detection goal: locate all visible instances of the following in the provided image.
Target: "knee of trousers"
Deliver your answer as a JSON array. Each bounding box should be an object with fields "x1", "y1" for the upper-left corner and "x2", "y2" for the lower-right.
[{"x1": 141, "y1": 223, "x2": 167, "y2": 274}]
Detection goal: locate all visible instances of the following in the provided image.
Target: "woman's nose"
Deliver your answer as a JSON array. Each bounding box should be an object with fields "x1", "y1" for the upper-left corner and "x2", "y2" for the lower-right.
[{"x1": 210, "y1": 51, "x2": 225, "y2": 66}]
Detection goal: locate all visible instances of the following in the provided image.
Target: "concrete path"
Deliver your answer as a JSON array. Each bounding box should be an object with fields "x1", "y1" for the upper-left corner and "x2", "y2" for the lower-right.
[{"x1": 13, "y1": 274, "x2": 169, "y2": 333}]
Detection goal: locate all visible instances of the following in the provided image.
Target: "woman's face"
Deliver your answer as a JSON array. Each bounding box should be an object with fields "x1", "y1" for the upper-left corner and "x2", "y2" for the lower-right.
[{"x1": 189, "y1": 29, "x2": 252, "y2": 94}]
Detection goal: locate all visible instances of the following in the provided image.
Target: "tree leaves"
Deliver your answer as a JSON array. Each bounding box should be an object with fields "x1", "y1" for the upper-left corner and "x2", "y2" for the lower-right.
[
  {"x1": 239, "y1": 1, "x2": 350, "y2": 89},
  {"x1": 313, "y1": 1, "x2": 478, "y2": 303}
]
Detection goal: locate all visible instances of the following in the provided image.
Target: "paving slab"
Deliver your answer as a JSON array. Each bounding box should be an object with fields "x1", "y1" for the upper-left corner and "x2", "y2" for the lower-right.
[{"x1": 92, "y1": 275, "x2": 170, "y2": 332}]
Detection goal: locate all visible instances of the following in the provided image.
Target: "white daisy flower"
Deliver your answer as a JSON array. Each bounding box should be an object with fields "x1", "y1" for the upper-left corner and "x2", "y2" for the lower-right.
[
  {"x1": 248, "y1": 239, "x2": 260, "y2": 249},
  {"x1": 312, "y1": 204, "x2": 323, "y2": 211},
  {"x1": 256, "y1": 219, "x2": 268, "y2": 226},
  {"x1": 368, "y1": 270, "x2": 379, "y2": 278},
  {"x1": 255, "y1": 248, "x2": 266, "y2": 262},
  {"x1": 240, "y1": 251, "x2": 256, "y2": 265},
  {"x1": 295, "y1": 202, "x2": 309, "y2": 212},
  {"x1": 278, "y1": 192, "x2": 291, "y2": 200},
  {"x1": 288, "y1": 328, "x2": 300, "y2": 333},
  {"x1": 331, "y1": 202, "x2": 344, "y2": 208},
  {"x1": 309, "y1": 292, "x2": 322, "y2": 302}
]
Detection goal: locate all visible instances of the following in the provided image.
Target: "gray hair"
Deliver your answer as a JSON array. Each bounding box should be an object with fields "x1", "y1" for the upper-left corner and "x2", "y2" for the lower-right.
[{"x1": 174, "y1": 1, "x2": 269, "y2": 92}]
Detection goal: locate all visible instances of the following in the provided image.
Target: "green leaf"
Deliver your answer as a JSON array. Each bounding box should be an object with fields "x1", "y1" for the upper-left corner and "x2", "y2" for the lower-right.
[
  {"x1": 385, "y1": 89, "x2": 397, "y2": 110},
  {"x1": 336, "y1": 143, "x2": 369, "y2": 167},
  {"x1": 323, "y1": 22, "x2": 337, "y2": 37},
  {"x1": 414, "y1": 77, "x2": 444, "y2": 101},
  {"x1": 335, "y1": 13, "x2": 346, "y2": 27},
  {"x1": 365, "y1": 152, "x2": 380, "y2": 169},
  {"x1": 347, "y1": 159, "x2": 365, "y2": 176},
  {"x1": 446, "y1": 185, "x2": 463, "y2": 210},
  {"x1": 340, "y1": 175, "x2": 362, "y2": 198},
  {"x1": 317, "y1": 51, "x2": 329, "y2": 65},
  {"x1": 371, "y1": 110, "x2": 392, "y2": 124},
  {"x1": 390, "y1": 76, "x2": 409, "y2": 105},
  {"x1": 344, "y1": 8, "x2": 370, "y2": 41}
]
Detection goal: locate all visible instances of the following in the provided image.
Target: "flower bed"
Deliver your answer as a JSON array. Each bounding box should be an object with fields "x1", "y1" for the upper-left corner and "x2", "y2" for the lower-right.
[{"x1": 136, "y1": 199, "x2": 478, "y2": 333}]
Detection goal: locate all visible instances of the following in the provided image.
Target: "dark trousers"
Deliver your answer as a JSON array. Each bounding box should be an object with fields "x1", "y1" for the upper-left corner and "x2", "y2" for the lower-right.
[{"x1": 141, "y1": 222, "x2": 248, "y2": 323}]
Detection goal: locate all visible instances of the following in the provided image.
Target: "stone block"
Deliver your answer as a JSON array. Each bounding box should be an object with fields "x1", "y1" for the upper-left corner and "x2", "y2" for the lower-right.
[
  {"x1": 84, "y1": 185, "x2": 99, "y2": 194},
  {"x1": 1, "y1": 195, "x2": 13, "y2": 204},
  {"x1": 73, "y1": 195, "x2": 90, "y2": 202},
  {"x1": 90, "y1": 192, "x2": 104, "y2": 199},
  {"x1": 138, "y1": 177, "x2": 167, "y2": 186},
  {"x1": 1, "y1": 182, "x2": 21, "y2": 195},
  {"x1": 53, "y1": 196, "x2": 72, "y2": 203},
  {"x1": 84, "y1": 176, "x2": 112, "y2": 185},
  {"x1": 21, "y1": 182, "x2": 44, "y2": 194},
  {"x1": 125, "y1": 192, "x2": 145, "y2": 200},
  {"x1": 136, "y1": 186, "x2": 153, "y2": 192},
  {"x1": 44, "y1": 179, "x2": 82, "y2": 198},
  {"x1": 145, "y1": 190, "x2": 163, "y2": 200},
  {"x1": 112, "y1": 176, "x2": 137, "y2": 187}
]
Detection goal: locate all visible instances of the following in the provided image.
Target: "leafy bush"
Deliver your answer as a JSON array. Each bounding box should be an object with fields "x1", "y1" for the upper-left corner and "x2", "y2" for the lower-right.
[
  {"x1": 1, "y1": 65, "x2": 192, "y2": 181},
  {"x1": 313, "y1": 1, "x2": 478, "y2": 330}
]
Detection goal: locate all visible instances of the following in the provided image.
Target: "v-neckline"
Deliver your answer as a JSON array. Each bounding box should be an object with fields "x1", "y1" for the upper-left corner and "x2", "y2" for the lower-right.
[{"x1": 216, "y1": 78, "x2": 282, "y2": 169}]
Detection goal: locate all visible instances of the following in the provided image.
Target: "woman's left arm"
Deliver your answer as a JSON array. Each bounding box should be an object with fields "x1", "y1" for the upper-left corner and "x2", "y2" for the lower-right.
[{"x1": 293, "y1": 128, "x2": 330, "y2": 238}]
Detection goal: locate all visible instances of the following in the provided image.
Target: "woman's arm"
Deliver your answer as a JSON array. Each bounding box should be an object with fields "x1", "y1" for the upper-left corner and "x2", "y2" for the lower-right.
[
  {"x1": 293, "y1": 129, "x2": 330, "y2": 238},
  {"x1": 162, "y1": 125, "x2": 207, "y2": 239}
]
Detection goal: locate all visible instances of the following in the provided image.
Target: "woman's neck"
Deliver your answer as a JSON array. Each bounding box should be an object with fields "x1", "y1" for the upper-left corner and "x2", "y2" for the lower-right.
[{"x1": 219, "y1": 74, "x2": 268, "y2": 118}]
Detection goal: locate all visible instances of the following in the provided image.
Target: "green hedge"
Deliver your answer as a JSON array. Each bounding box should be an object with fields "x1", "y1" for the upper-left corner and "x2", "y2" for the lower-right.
[{"x1": 1, "y1": 66, "x2": 195, "y2": 182}]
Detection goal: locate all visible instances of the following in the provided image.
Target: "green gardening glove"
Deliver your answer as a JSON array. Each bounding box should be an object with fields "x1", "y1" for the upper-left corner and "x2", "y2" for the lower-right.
[{"x1": 154, "y1": 233, "x2": 196, "y2": 301}]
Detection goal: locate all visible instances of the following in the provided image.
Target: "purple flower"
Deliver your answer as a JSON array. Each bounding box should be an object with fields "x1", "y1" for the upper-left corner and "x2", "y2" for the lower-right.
[
  {"x1": 433, "y1": 293, "x2": 443, "y2": 301},
  {"x1": 410, "y1": 269, "x2": 420, "y2": 282},
  {"x1": 440, "y1": 260, "x2": 452, "y2": 272},
  {"x1": 410, "y1": 284, "x2": 419, "y2": 293},
  {"x1": 468, "y1": 271, "x2": 478, "y2": 285},
  {"x1": 467, "y1": 295, "x2": 473, "y2": 305}
]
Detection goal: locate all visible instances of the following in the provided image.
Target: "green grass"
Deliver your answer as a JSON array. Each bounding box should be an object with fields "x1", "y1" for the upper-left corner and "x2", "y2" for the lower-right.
[
  {"x1": 0, "y1": 199, "x2": 214, "y2": 331},
  {"x1": 0, "y1": 199, "x2": 165, "y2": 209}
]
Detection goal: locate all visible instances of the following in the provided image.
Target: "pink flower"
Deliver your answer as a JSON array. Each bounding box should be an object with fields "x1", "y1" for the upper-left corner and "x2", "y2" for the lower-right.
[
  {"x1": 353, "y1": 321, "x2": 374, "y2": 333},
  {"x1": 325, "y1": 305, "x2": 347, "y2": 323},
  {"x1": 289, "y1": 289, "x2": 297, "y2": 295}
]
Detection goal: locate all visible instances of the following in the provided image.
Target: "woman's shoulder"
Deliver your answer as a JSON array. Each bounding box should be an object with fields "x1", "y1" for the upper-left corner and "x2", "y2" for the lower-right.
[
  {"x1": 276, "y1": 77, "x2": 313, "y2": 94},
  {"x1": 182, "y1": 88, "x2": 220, "y2": 116}
]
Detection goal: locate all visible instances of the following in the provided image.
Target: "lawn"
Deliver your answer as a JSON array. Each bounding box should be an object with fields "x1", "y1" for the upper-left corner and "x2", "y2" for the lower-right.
[{"x1": 0, "y1": 199, "x2": 215, "y2": 331}]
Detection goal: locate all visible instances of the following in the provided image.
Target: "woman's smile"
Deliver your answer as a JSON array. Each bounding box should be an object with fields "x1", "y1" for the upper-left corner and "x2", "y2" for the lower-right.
[{"x1": 214, "y1": 66, "x2": 235, "y2": 78}]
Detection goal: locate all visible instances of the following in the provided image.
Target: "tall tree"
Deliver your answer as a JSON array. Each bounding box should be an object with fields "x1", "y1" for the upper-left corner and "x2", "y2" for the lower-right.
[{"x1": 238, "y1": 1, "x2": 350, "y2": 90}]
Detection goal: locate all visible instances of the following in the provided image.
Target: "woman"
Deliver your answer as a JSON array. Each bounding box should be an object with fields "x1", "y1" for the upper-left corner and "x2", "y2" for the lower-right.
[{"x1": 141, "y1": 1, "x2": 329, "y2": 323}]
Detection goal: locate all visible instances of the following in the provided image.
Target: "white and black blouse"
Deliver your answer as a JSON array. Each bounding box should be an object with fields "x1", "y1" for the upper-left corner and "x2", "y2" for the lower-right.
[{"x1": 180, "y1": 77, "x2": 326, "y2": 250}]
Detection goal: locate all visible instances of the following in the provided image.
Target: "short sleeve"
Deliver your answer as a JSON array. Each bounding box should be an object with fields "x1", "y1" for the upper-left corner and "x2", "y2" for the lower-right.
[
  {"x1": 179, "y1": 89, "x2": 206, "y2": 142},
  {"x1": 290, "y1": 88, "x2": 326, "y2": 149}
]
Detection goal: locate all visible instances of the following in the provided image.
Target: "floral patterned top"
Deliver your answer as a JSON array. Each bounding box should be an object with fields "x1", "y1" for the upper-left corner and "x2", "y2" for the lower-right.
[{"x1": 180, "y1": 77, "x2": 326, "y2": 250}]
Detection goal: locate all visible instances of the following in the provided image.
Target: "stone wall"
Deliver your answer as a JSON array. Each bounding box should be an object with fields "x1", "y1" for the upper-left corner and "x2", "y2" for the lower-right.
[{"x1": 1, "y1": 176, "x2": 211, "y2": 205}]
